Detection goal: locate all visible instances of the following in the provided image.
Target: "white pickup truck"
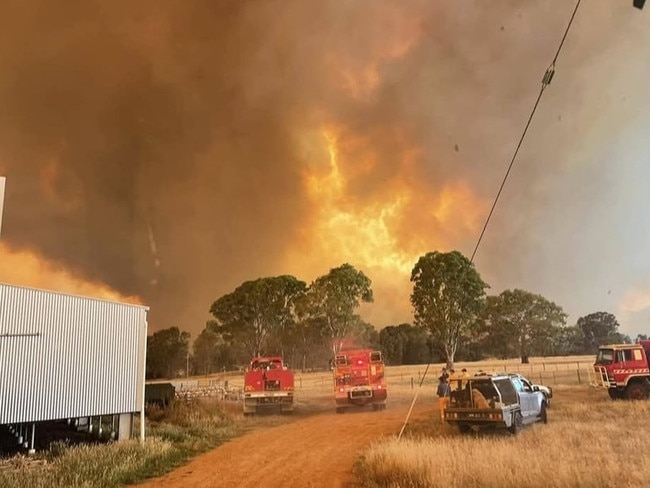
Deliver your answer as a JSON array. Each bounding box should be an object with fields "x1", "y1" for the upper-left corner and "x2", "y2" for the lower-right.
[{"x1": 444, "y1": 373, "x2": 548, "y2": 434}]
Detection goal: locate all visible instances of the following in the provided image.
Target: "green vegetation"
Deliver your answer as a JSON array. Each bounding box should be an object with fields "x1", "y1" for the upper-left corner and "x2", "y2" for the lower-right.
[
  {"x1": 0, "y1": 399, "x2": 239, "y2": 488},
  {"x1": 145, "y1": 250, "x2": 638, "y2": 378},
  {"x1": 146, "y1": 327, "x2": 191, "y2": 379},
  {"x1": 410, "y1": 250, "x2": 489, "y2": 369},
  {"x1": 476, "y1": 289, "x2": 567, "y2": 363},
  {"x1": 209, "y1": 275, "x2": 307, "y2": 358}
]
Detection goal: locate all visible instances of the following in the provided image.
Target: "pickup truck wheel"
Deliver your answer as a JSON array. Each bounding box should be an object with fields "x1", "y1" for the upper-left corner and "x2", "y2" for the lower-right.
[
  {"x1": 540, "y1": 403, "x2": 548, "y2": 424},
  {"x1": 509, "y1": 411, "x2": 523, "y2": 435}
]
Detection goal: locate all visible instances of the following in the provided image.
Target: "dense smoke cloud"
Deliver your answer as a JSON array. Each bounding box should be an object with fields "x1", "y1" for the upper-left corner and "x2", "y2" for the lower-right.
[{"x1": 1, "y1": 1, "x2": 649, "y2": 336}]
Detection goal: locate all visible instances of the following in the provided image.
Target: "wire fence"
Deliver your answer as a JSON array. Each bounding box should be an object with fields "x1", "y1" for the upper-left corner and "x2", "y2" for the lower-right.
[{"x1": 149, "y1": 357, "x2": 599, "y2": 395}]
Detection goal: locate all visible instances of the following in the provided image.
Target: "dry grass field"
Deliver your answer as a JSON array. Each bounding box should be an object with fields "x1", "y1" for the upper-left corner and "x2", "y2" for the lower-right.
[
  {"x1": 354, "y1": 385, "x2": 650, "y2": 488},
  {"x1": 199, "y1": 355, "x2": 650, "y2": 488},
  {"x1": 2, "y1": 354, "x2": 642, "y2": 488}
]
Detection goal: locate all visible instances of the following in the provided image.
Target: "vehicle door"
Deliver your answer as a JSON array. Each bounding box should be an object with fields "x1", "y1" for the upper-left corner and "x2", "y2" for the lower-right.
[
  {"x1": 510, "y1": 377, "x2": 530, "y2": 418},
  {"x1": 518, "y1": 376, "x2": 541, "y2": 419}
]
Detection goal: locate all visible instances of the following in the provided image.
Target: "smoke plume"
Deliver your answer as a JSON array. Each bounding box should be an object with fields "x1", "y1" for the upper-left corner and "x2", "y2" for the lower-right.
[{"x1": 1, "y1": 1, "x2": 649, "y2": 336}]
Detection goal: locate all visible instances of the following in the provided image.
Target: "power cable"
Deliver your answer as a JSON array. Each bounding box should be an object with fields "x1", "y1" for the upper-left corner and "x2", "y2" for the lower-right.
[
  {"x1": 470, "y1": 0, "x2": 582, "y2": 263},
  {"x1": 397, "y1": 0, "x2": 582, "y2": 440}
]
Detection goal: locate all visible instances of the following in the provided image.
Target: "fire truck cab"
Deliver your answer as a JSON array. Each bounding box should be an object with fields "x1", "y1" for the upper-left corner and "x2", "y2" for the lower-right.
[
  {"x1": 593, "y1": 340, "x2": 650, "y2": 400},
  {"x1": 332, "y1": 349, "x2": 387, "y2": 413}
]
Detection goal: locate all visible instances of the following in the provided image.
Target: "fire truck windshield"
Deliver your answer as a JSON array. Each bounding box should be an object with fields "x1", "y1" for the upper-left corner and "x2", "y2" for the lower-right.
[{"x1": 596, "y1": 349, "x2": 614, "y2": 365}]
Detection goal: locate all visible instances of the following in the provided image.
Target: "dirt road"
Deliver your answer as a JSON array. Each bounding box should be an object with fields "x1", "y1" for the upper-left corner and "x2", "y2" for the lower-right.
[{"x1": 135, "y1": 395, "x2": 435, "y2": 488}]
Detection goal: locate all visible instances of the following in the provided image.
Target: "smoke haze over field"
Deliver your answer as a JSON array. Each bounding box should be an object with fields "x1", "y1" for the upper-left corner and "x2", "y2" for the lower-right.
[{"x1": 1, "y1": 1, "x2": 650, "y2": 338}]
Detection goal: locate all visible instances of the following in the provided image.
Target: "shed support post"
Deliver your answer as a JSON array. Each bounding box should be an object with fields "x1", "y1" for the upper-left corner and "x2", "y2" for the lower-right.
[
  {"x1": 118, "y1": 413, "x2": 132, "y2": 441},
  {"x1": 28, "y1": 423, "x2": 35, "y2": 455},
  {"x1": 140, "y1": 409, "x2": 145, "y2": 442}
]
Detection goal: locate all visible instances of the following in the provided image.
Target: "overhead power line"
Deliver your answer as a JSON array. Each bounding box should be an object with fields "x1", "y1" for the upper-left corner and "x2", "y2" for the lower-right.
[
  {"x1": 398, "y1": 0, "x2": 583, "y2": 440},
  {"x1": 469, "y1": 0, "x2": 582, "y2": 264}
]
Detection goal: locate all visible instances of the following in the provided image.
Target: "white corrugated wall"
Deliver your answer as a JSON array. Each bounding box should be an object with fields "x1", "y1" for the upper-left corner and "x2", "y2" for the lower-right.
[{"x1": 0, "y1": 283, "x2": 148, "y2": 424}]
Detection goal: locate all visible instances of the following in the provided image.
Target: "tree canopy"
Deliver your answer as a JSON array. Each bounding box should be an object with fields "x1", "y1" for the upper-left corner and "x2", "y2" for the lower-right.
[
  {"x1": 577, "y1": 311, "x2": 623, "y2": 353},
  {"x1": 410, "y1": 250, "x2": 489, "y2": 368},
  {"x1": 477, "y1": 289, "x2": 567, "y2": 363},
  {"x1": 306, "y1": 263, "x2": 373, "y2": 352},
  {"x1": 209, "y1": 275, "x2": 307, "y2": 357},
  {"x1": 145, "y1": 256, "x2": 637, "y2": 375},
  {"x1": 146, "y1": 327, "x2": 191, "y2": 379}
]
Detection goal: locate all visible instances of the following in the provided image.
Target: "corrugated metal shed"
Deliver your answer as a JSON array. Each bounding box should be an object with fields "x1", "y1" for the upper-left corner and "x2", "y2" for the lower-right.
[{"x1": 0, "y1": 283, "x2": 148, "y2": 424}]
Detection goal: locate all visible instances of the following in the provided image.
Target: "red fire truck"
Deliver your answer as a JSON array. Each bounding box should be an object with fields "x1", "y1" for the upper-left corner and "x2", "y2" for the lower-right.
[
  {"x1": 243, "y1": 356, "x2": 294, "y2": 415},
  {"x1": 333, "y1": 349, "x2": 387, "y2": 413},
  {"x1": 592, "y1": 340, "x2": 650, "y2": 400}
]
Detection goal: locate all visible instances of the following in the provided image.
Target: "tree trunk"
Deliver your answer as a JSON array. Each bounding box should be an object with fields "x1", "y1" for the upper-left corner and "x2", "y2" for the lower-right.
[{"x1": 445, "y1": 344, "x2": 455, "y2": 371}]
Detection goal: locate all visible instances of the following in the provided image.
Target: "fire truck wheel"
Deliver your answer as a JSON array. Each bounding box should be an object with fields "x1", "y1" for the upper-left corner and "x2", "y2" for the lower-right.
[
  {"x1": 625, "y1": 382, "x2": 650, "y2": 400},
  {"x1": 336, "y1": 407, "x2": 345, "y2": 414},
  {"x1": 607, "y1": 389, "x2": 623, "y2": 400},
  {"x1": 458, "y1": 423, "x2": 471, "y2": 434}
]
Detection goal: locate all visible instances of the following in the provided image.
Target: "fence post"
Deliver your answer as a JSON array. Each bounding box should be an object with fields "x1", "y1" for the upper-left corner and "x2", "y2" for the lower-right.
[
  {"x1": 411, "y1": 377, "x2": 414, "y2": 389},
  {"x1": 543, "y1": 363, "x2": 546, "y2": 371},
  {"x1": 553, "y1": 371, "x2": 557, "y2": 385},
  {"x1": 539, "y1": 372, "x2": 543, "y2": 384},
  {"x1": 577, "y1": 369, "x2": 581, "y2": 384}
]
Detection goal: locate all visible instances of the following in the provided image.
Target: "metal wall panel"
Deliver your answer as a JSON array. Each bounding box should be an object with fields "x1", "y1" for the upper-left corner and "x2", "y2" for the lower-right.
[{"x1": 0, "y1": 283, "x2": 148, "y2": 424}]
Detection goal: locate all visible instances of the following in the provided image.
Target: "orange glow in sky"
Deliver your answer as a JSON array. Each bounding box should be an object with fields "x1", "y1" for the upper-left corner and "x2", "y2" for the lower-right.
[{"x1": 0, "y1": 243, "x2": 141, "y2": 304}]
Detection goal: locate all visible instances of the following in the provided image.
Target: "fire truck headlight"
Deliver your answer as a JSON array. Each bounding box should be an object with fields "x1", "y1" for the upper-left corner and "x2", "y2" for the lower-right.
[
  {"x1": 377, "y1": 385, "x2": 382, "y2": 389},
  {"x1": 339, "y1": 388, "x2": 344, "y2": 392}
]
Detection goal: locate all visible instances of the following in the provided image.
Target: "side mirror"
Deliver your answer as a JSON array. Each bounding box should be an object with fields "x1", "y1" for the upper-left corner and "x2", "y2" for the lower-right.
[{"x1": 532, "y1": 385, "x2": 539, "y2": 392}]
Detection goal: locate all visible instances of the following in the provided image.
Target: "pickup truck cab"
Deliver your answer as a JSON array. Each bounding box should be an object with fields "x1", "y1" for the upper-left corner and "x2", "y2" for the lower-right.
[
  {"x1": 508, "y1": 373, "x2": 553, "y2": 408},
  {"x1": 444, "y1": 373, "x2": 548, "y2": 434}
]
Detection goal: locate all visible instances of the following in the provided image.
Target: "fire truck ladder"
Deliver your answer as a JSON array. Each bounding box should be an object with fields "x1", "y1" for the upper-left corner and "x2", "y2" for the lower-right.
[{"x1": 588, "y1": 366, "x2": 611, "y2": 389}]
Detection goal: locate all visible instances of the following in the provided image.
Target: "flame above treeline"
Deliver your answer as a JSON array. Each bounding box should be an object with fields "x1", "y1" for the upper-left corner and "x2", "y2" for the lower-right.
[{"x1": 1, "y1": 1, "x2": 648, "y2": 335}]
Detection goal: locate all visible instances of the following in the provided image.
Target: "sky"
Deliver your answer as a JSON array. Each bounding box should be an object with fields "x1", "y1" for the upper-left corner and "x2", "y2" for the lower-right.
[{"x1": 1, "y1": 0, "x2": 650, "y2": 339}]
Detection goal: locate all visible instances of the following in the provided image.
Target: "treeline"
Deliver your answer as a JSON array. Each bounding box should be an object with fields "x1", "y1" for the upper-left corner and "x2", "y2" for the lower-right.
[
  {"x1": 146, "y1": 264, "x2": 378, "y2": 379},
  {"x1": 145, "y1": 251, "x2": 642, "y2": 379}
]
